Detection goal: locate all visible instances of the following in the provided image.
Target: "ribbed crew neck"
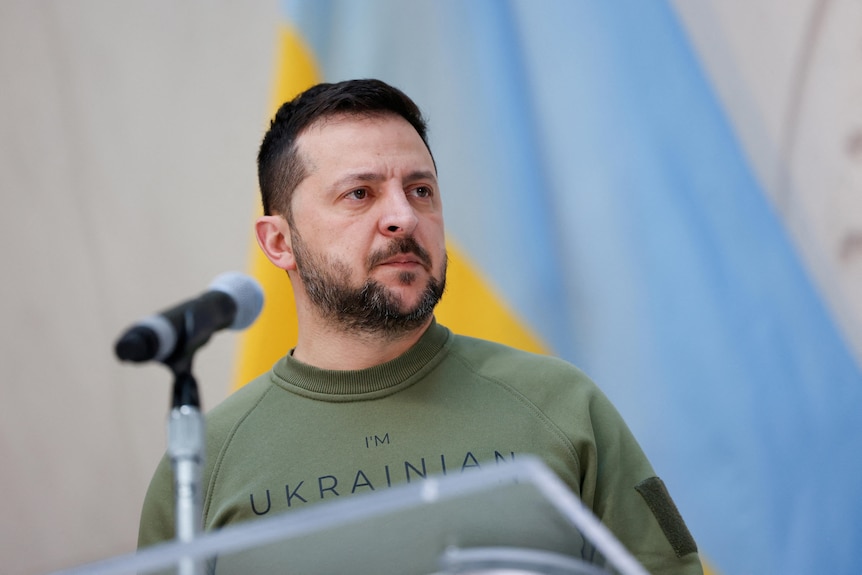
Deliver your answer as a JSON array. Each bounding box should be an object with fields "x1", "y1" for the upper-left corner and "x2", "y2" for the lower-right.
[{"x1": 269, "y1": 321, "x2": 452, "y2": 400}]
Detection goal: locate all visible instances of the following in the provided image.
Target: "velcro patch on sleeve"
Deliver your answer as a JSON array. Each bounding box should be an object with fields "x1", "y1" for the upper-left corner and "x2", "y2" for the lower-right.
[{"x1": 635, "y1": 476, "x2": 698, "y2": 558}]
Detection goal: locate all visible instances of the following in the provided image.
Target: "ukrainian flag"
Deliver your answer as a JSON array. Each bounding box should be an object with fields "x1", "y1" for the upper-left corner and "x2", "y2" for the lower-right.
[{"x1": 235, "y1": 2, "x2": 862, "y2": 574}]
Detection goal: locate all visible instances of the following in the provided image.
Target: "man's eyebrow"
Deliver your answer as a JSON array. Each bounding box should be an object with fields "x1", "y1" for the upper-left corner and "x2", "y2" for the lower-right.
[
  {"x1": 332, "y1": 172, "x2": 383, "y2": 189},
  {"x1": 333, "y1": 170, "x2": 438, "y2": 189},
  {"x1": 404, "y1": 170, "x2": 438, "y2": 183}
]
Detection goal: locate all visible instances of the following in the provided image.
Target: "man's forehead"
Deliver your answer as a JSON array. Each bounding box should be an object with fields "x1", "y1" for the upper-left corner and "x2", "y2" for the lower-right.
[
  {"x1": 295, "y1": 113, "x2": 434, "y2": 174},
  {"x1": 301, "y1": 111, "x2": 403, "y2": 138}
]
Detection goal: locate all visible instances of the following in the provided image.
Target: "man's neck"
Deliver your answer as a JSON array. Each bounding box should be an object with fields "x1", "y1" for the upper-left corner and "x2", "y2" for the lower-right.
[{"x1": 291, "y1": 316, "x2": 434, "y2": 371}]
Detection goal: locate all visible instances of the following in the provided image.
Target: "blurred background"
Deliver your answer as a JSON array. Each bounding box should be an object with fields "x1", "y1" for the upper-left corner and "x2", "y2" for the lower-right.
[{"x1": 1, "y1": 1, "x2": 860, "y2": 574}]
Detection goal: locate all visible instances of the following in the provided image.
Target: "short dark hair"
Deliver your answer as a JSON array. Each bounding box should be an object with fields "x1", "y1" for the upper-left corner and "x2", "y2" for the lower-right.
[{"x1": 257, "y1": 79, "x2": 432, "y2": 217}]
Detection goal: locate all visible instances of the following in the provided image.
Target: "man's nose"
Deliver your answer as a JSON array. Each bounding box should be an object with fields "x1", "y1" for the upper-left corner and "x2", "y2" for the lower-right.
[{"x1": 378, "y1": 189, "x2": 419, "y2": 236}]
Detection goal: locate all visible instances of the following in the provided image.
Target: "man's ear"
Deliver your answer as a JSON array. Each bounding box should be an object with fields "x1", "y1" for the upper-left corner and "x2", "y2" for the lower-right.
[{"x1": 255, "y1": 215, "x2": 296, "y2": 271}]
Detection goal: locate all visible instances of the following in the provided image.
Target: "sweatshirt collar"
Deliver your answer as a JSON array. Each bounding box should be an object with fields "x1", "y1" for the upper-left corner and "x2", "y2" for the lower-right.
[{"x1": 270, "y1": 320, "x2": 451, "y2": 400}]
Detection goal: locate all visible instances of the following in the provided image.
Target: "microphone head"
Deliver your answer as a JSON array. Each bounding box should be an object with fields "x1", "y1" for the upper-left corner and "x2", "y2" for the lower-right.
[{"x1": 208, "y1": 272, "x2": 264, "y2": 330}]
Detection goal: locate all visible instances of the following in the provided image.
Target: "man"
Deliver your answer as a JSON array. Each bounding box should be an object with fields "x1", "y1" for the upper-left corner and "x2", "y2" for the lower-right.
[{"x1": 139, "y1": 79, "x2": 702, "y2": 574}]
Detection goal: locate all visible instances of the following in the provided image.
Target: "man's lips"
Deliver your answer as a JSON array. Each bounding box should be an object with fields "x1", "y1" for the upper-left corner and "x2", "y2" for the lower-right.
[
  {"x1": 376, "y1": 256, "x2": 426, "y2": 269},
  {"x1": 368, "y1": 238, "x2": 433, "y2": 270}
]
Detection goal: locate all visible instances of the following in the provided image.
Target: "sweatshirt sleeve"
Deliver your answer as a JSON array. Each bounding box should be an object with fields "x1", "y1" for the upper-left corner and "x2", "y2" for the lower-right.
[
  {"x1": 136, "y1": 374, "x2": 272, "y2": 549},
  {"x1": 137, "y1": 453, "x2": 176, "y2": 548},
  {"x1": 580, "y1": 387, "x2": 703, "y2": 575}
]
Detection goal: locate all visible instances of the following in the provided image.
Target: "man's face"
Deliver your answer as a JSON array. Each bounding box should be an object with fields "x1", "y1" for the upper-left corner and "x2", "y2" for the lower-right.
[{"x1": 287, "y1": 113, "x2": 447, "y2": 335}]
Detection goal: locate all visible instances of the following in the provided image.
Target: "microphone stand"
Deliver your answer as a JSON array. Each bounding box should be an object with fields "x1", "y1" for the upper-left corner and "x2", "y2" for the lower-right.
[
  {"x1": 165, "y1": 353, "x2": 205, "y2": 575},
  {"x1": 115, "y1": 273, "x2": 262, "y2": 574}
]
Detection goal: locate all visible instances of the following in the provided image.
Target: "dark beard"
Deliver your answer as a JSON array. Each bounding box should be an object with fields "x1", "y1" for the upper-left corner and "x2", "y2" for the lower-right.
[{"x1": 292, "y1": 233, "x2": 446, "y2": 336}]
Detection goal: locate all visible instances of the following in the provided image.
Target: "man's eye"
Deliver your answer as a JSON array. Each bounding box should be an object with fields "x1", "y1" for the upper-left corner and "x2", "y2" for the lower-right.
[
  {"x1": 413, "y1": 186, "x2": 431, "y2": 198},
  {"x1": 348, "y1": 189, "x2": 367, "y2": 199}
]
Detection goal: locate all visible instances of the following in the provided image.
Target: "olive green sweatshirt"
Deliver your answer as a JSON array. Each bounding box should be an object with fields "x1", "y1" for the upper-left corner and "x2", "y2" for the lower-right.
[{"x1": 139, "y1": 321, "x2": 701, "y2": 574}]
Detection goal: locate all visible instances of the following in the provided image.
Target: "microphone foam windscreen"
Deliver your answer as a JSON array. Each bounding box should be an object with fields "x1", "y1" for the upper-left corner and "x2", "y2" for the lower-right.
[{"x1": 209, "y1": 272, "x2": 265, "y2": 330}]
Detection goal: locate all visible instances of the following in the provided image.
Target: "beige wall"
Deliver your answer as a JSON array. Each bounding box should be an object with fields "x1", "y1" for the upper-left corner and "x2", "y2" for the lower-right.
[{"x1": 0, "y1": 2, "x2": 277, "y2": 573}]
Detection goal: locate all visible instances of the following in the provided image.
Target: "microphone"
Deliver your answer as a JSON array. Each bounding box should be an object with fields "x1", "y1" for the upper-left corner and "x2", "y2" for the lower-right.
[{"x1": 114, "y1": 272, "x2": 264, "y2": 363}]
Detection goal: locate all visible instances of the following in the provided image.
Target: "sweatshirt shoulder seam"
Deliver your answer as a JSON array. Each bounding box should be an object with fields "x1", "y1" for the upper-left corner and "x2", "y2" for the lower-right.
[
  {"x1": 447, "y1": 344, "x2": 583, "y2": 472},
  {"x1": 202, "y1": 383, "x2": 275, "y2": 525}
]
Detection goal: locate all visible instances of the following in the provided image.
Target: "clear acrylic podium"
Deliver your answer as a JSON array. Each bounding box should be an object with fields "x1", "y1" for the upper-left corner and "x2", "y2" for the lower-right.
[{"x1": 51, "y1": 457, "x2": 650, "y2": 575}]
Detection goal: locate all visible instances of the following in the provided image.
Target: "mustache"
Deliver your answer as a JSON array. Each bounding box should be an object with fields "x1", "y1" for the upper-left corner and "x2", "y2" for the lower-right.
[{"x1": 367, "y1": 237, "x2": 432, "y2": 270}]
